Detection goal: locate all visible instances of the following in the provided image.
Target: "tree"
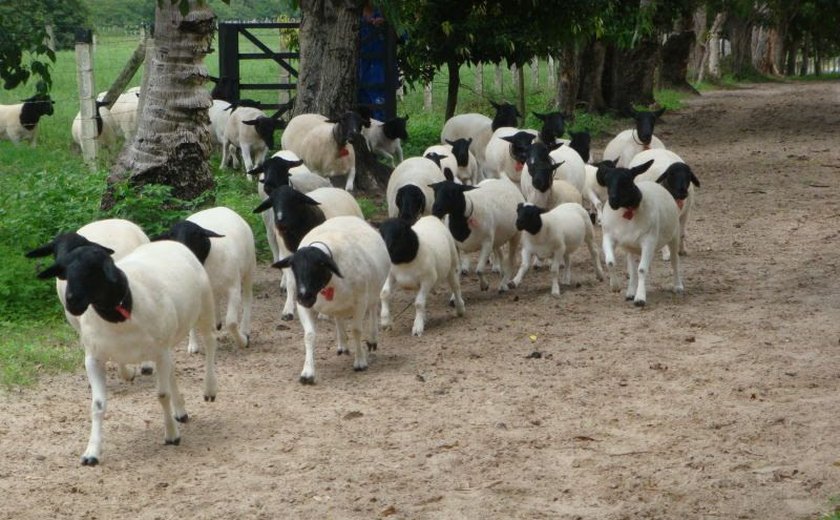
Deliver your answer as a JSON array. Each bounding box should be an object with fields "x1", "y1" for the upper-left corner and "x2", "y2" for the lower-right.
[
  {"x1": 0, "y1": 1, "x2": 54, "y2": 91},
  {"x1": 103, "y1": 0, "x2": 217, "y2": 208}
]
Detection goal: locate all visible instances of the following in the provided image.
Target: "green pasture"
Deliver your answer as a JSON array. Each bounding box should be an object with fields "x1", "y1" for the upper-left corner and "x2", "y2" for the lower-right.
[{"x1": 0, "y1": 33, "x2": 692, "y2": 388}]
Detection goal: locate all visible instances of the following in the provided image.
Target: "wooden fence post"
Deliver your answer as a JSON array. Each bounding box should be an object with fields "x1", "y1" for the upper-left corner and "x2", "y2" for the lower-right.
[
  {"x1": 423, "y1": 81, "x2": 433, "y2": 111},
  {"x1": 75, "y1": 28, "x2": 97, "y2": 167}
]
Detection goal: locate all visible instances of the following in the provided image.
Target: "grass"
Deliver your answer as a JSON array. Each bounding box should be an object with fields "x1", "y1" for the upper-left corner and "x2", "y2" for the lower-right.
[{"x1": 0, "y1": 33, "x2": 699, "y2": 388}]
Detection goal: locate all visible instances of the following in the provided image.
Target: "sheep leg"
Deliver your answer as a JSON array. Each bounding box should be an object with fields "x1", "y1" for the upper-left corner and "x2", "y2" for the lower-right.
[
  {"x1": 379, "y1": 273, "x2": 394, "y2": 330},
  {"x1": 350, "y1": 309, "x2": 368, "y2": 371},
  {"x1": 475, "y1": 240, "x2": 494, "y2": 291},
  {"x1": 154, "y1": 349, "x2": 181, "y2": 446},
  {"x1": 240, "y1": 268, "x2": 253, "y2": 346},
  {"x1": 344, "y1": 166, "x2": 356, "y2": 192},
  {"x1": 512, "y1": 247, "x2": 532, "y2": 288},
  {"x1": 187, "y1": 328, "x2": 202, "y2": 354},
  {"x1": 562, "y1": 251, "x2": 573, "y2": 286},
  {"x1": 412, "y1": 281, "x2": 432, "y2": 336},
  {"x1": 298, "y1": 305, "x2": 318, "y2": 384},
  {"x1": 262, "y1": 210, "x2": 280, "y2": 263},
  {"x1": 602, "y1": 234, "x2": 621, "y2": 292},
  {"x1": 365, "y1": 303, "x2": 379, "y2": 351},
  {"x1": 634, "y1": 239, "x2": 658, "y2": 307},
  {"x1": 198, "y1": 293, "x2": 219, "y2": 401},
  {"x1": 282, "y1": 272, "x2": 296, "y2": 320},
  {"x1": 395, "y1": 144, "x2": 404, "y2": 164},
  {"x1": 226, "y1": 282, "x2": 248, "y2": 349},
  {"x1": 335, "y1": 318, "x2": 349, "y2": 355},
  {"x1": 220, "y1": 137, "x2": 231, "y2": 170},
  {"x1": 81, "y1": 355, "x2": 107, "y2": 466},
  {"x1": 625, "y1": 254, "x2": 639, "y2": 301},
  {"x1": 241, "y1": 143, "x2": 254, "y2": 174},
  {"x1": 670, "y1": 236, "x2": 684, "y2": 294},
  {"x1": 585, "y1": 229, "x2": 605, "y2": 281},
  {"x1": 679, "y1": 207, "x2": 689, "y2": 256},
  {"x1": 459, "y1": 248, "x2": 471, "y2": 275},
  {"x1": 169, "y1": 364, "x2": 188, "y2": 423},
  {"x1": 447, "y1": 264, "x2": 466, "y2": 317},
  {"x1": 499, "y1": 234, "x2": 520, "y2": 291},
  {"x1": 550, "y1": 250, "x2": 564, "y2": 298}
]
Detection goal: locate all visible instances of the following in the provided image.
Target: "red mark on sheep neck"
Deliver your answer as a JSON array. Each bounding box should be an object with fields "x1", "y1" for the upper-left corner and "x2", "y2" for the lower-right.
[
  {"x1": 623, "y1": 208, "x2": 636, "y2": 220},
  {"x1": 338, "y1": 147, "x2": 349, "y2": 158},
  {"x1": 514, "y1": 161, "x2": 524, "y2": 172},
  {"x1": 320, "y1": 287, "x2": 335, "y2": 301},
  {"x1": 115, "y1": 305, "x2": 131, "y2": 320}
]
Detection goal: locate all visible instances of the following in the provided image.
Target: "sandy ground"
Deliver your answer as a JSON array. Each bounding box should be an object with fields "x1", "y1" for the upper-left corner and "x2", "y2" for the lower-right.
[{"x1": 2, "y1": 80, "x2": 840, "y2": 520}]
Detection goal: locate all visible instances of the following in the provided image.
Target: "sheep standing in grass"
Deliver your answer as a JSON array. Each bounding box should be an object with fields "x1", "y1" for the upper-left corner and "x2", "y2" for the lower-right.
[
  {"x1": 0, "y1": 94, "x2": 54, "y2": 146},
  {"x1": 602, "y1": 108, "x2": 666, "y2": 167},
  {"x1": 362, "y1": 115, "x2": 408, "y2": 165},
  {"x1": 72, "y1": 101, "x2": 117, "y2": 151},
  {"x1": 430, "y1": 170, "x2": 524, "y2": 292},
  {"x1": 26, "y1": 219, "x2": 151, "y2": 381},
  {"x1": 35, "y1": 240, "x2": 219, "y2": 465},
  {"x1": 512, "y1": 203, "x2": 604, "y2": 297},
  {"x1": 221, "y1": 106, "x2": 285, "y2": 173},
  {"x1": 386, "y1": 156, "x2": 446, "y2": 222},
  {"x1": 378, "y1": 217, "x2": 465, "y2": 336},
  {"x1": 254, "y1": 185, "x2": 363, "y2": 321},
  {"x1": 597, "y1": 160, "x2": 683, "y2": 306},
  {"x1": 154, "y1": 207, "x2": 255, "y2": 352},
  {"x1": 273, "y1": 216, "x2": 390, "y2": 384},
  {"x1": 281, "y1": 112, "x2": 366, "y2": 191},
  {"x1": 628, "y1": 148, "x2": 700, "y2": 258},
  {"x1": 424, "y1": 138, "x2": 479, "y2": 185},
  {"x1": 98, "y1": 87, "x2": 140, "y2": 141},
  {"x1": 440, "y1": 101, "x2": 520, "y2": 178}
]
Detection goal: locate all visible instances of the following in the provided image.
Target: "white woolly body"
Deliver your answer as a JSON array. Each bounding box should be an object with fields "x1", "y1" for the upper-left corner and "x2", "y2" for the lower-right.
[
  {"x1": 520, "y1": 165, "x2": 583, "y2": 209},
  {"x1": 423, "y1": 143, "x2": 479, "y2": 185},
  {"x1": 583, "y1": 164, "x2": 607, "y2": 223},
  {"x1": 483, "y1": 127, "x2": 538, "y2": 182},
  {"x1": 548, "y1": 145, "x2": 586, "y2": 193},
  {"x1": 385, "y1": 157, "x2": 446, "y2": 218},
  {"x1": 440, "y1": 113, "x2": 493, "y2": 168},
  {"x1": 0, "y1": 103, "x2": 36, "y2": 144},
  {"x1": 363, "y1": 118, "x2": 404, "y2": 165},
  {"x1": 98, "y1": 88, "x2": 140, "y2": 140},
  {"x1": 71, "y1": 106, "x2": 117, "y2": 151},
  {"x1": 281, "y1": 113, "x2": 356, "y2": 190},
  {"x1": 602, "y1": 129, "x2": 666, "y2": 167},
  {"x1": 222, "y1": 106, "x2": 272, "y2": 172}
]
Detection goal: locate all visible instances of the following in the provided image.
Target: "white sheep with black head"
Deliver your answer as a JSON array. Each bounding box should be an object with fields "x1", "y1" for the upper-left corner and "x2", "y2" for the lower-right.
[
  {"x1": 602, "y1": 108, "x2": 666, "y2": 167},
  {"x1": 362, "y1": 115, "x2": 408, "y2": 165},
  {"x1": 385, "y1": 156, "x2": 446, "y2": 223},
  {"x1": 440, "y1": 101, "x2": 521, "y2": 178},
  {"x1": 221, "y1": 106, "x2": 285, "y2": 174},
  {"x1": 0, "y1": 94, "x2": 54, "y2": 146},
  {"x1": 424, "y1": 137, "x2": 480, "y2": 185}
]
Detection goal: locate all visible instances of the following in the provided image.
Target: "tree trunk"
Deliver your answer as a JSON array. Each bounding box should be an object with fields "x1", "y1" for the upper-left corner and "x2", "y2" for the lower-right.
[
  {"x1": 751, "y1": 25, "x2": 774, "y2": 74},
  {"x1": 606, "y1": 39, "x2": 659, "y2": 112},
  {"x1": 706, "y1": 12, "x2": 726, "y2": 80},
  {"x1": 295, "y1": 0, "x2": 363, "y2": 117},
  {"x1": 474, "y1": 63, "x2": 483, "y2": 96},
  {"x1": 103, "y1": 1, "x2": 215, "y2": 210},
  {"x1": 726, "y1": 11, "x2": 755, "y2": 78},
  {"x1": 445, "y1": 59, "x2": 460, "y2": 121},
  {"x1": 687, "y1": 6, "x2": 707, "y2": 80},
  {"x1": 785, "y1": 36, "x2": 799, "y2": 76},
  {"x1": 516, "y1": 63, "x2": 525, "y2": 118},
  {"x1": 555, "y1": 44, "x2": 581, "y2": 115},
  {"x1": 578, "y1": 39, "x2": 606, "y2": 113},
  {"x1": 800, "y1": 38, "x2": 810, "y2": 76},
  {"x1": 660, "y1": 30, "x2": 700, "y2": 94}
]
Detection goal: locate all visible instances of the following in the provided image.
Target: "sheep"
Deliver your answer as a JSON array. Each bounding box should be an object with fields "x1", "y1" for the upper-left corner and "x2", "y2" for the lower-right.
[
  {"x1": 253, "y1": 185, "x2": 363, "y2": 321},
  {"x1": 628, "y1": 148, "x2": 700, "y2": 258},
  {"x1": 582, "y1": 162, "x2": 609, "y2": 224},
  {"x1": 26, "y1": 219, "x2": 151, "y2": 381},
  {"x1": 0, "y1": 94, "x2": 54, "y2": 146},
  {"x1": 512, "y1": 203, "x2": 604, "y2": 297},
  {"x1": 208, "y1": 99, "x2": 239, "y2": 168},
  {"x1": 362, "y1": 115, "x2": 408, "y2": 165},
  {"x1": 71, "y1": 101, "x2": 117, "y2": 151},
  {"x1": 272, "y1": 216, "x2": 391, "y2": 384},
  {"x1": 602, "y1": 108, "x2": 666, "y2": 167},
  {"x1": 430, "y1": 170, "x2": 525, "y2": 292},
  {"x1": 153, "y1": 207, "x2": 255, "y2": 352},
  {"x1": 533, "y1": 111, "x2": 570, "y2": 145},
  {"x1": 440, "y1": 101, "x2": 521, "y2": 178},
  {"x1": 34, "y1": 240, "x2": 219, "y2": 465},
  {"x1": 98, "y1": 88, "x2": 140, "y2": 141},
  {"x1": 560, "y1": 131, "x2": 593, "y2": 164},
  {"x1": 424, "y1": 138, "x2": 480, "y2": 185},
  {"x1": 248, "y1": 152, "x2": 331, "y2": 262},
  {"x1": 520, "y1": 142, "x2": 583, "y2": 209},
  {"x1": 385, "y1": 156, "x2": 446, "y2": 223},
  {"x1": 378, "y1": 216, "x2": 465, "y2": 336},
  {"x1": 597, "y1": 160, "x2": 684, "y2": 306},
  {"x1": 280, "y1": 111, "x2": 366, "y2": 191},
  {"x1": 221, "y1": 106, "x2": 285, "y2": 173},
  {"x1": 483, "y1": 128, "x2": 538, "y2": 182}
]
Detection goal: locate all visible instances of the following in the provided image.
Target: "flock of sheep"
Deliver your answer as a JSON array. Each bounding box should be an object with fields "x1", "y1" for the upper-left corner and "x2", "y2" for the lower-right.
[{"x1": 10, "y1": 85, "x2": 700, "y2": 466}]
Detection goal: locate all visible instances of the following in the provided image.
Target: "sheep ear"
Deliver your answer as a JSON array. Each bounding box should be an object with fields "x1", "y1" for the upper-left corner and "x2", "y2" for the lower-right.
[
  {"x1": 249, "y1": 163, "x2": 265, "y2": 175},
  {"x1": 655, "y1": 171, "x2": 669, "y2": 185},
  {"x1": 460, "y1": 185, "x2": 477, "y2": 192},
  {"x1": 443, "y1": 167, "x2": 454, "y2": 182},
  {"x1": 551, "y1": 160, "x2": 565, "y2": 172},
  {"x1": 630, "y1": 159, "x2": 655, "y2": 177},
  {"x1": 323, "y1": 256, "x2": 343, "y2": 279},
  {"x1": 547, "y1": 141, "x2": 563, "y2": 151},
  {"x1": 242, "y1": 119, "x2": 259, "y2": 126},
  {"x1": 202, "y1": 229, "x2": 225, "y2": 239},
  {"x1": 654, "y1": 107, "x2": 666, "y2": 118},
  {"x1": 25, "y1": 241, "x2": 55, "y2": 258},
  {"x1": 289, "y1": 159, "x2": 304, "y2": 168},
  {"x1": 533, "y1": 111, "x2": 546, "y2": 121},
  {"x1": 500, "y1": 135, "x2": 516, "y2": 144},
  {"x1": 596, "y1": 167, "x2": 609, "y2": 187},
  {"x1": 489, "y1": 100, "x2": 501, "y2": 110},
  {"x1": 445, "y1": 139, "x2": 455, "y2": 146},
  {"x1": 293, "y1": 190, "x2": 320, "y2": 206},
  {"x1": 253, "y1": 198, "x2": 273, "y2": 214},
  {"x1": 272, "y1": 255, "x2": 293, "y2": 270},
  {"x1": 690, "y1": 171, "x2": 700, "y2": 187},
  {"x1": 37, "y1": 263, "x2": 65, "y2": 280},
  {"x1": 466, "y1": 137, "x2": 472, "y2": 145},
  {"x1": 516, "y1": 202, "x2": 524, "y2": 211}
]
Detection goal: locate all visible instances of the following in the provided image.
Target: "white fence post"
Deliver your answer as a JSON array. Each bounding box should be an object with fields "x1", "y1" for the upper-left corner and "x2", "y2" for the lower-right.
[{"x1": 75, "y1": 28, "x2": 97, "y2": 167}]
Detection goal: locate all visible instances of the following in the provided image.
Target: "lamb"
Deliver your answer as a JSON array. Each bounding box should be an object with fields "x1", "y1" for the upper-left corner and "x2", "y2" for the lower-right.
[
  {"x1": 440, "y1": 101, "x2": 520, "y2": 178},
  {"x1": 35, "y1": 240, "x2": 218, "y2": 465},
  {"x1": 424, "y1": 138, "x2": 479, "y2": 185},
  {"x1": 385, "y1": 156, "x2": 446, "y2": 223},
  {"x1": 483, "y1": 128, "x2": 537, "y2": 182},
  {"x1": 249, "y1": 152, "x2": 331, "y2": 262},
  {"x1": 378, "y1": 216, "x2": 465, "y2": 336},
  {"x1": 153, "y1": 206, "x2": 255, "y2": 352},
  {"x1": 430, "y1": 170, "x2": 525, "y2": 292},
  {"x1": 221, "y1": 106, "x2": 285, "y2": 173},
  {"x1": 71, "y1": 101, "x2": 117, "y2": 151},
  {"x1": 208, "y1": 99, "x2": 239, "y2": 167},
  {"x1": 273, "y1": 216, "x2": 391, "y2": 384},
  {"x1": 280, "y1": 111, "x2": 366, "y2": 191},
  {"x1": 601, "y1": 108, "x2": 666, "y2": 167},
  {"x1": 520, "y1": 142, "x2": 583, "y2": 209},
  {"x1": 26, "y1": 219, "x2": 151, "y2": 381},
  {"x1": 597, "y1": 160, "x2": 684, "y2": 306},
  {"x1": 98, "y1": 87, "x2": 140, "y2": 141},
  {"x1": 512, "y1": 203, "x2": 604, "y2": 297},
  {"x1": 253, "y1": 185, "x2": 363, "y2": 320},
  {"x1": 582, "y1": 162, "x2": 609, "y2": 223},
  {"x1": 0, "y1": 94, "x2": 54, "y2": 146},
  {"x1": 362, "y1": 115, "x2": 408, "y2": 165},
  {"x1": 628, "y1": 148, "x2": 700, "y2": 257}
]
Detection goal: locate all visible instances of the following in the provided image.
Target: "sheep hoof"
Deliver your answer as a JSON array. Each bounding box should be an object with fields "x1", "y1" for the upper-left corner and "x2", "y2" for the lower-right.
[
  {"x1": 244, "y1": 334, "x2": 251, "y2": 348},
  {"x1": 353, "y1": 365, "x2": 368, "y2": 372},
  {"x1": 81, "y1": 456, "x2": 99, "y2": 466},
  {"x1": 216, "y1": 322, "x2": 223, "y2": 331},
  {"x1": 365, "y1": 341, "x2": 378, "y2": 352},
  {"x1": 140, "y1": 365, "x2": 154, "y2": 376},
  {"x1": 165, "y1": 437, "x2": 181, "y2": 446},
  {"x1": 336, "y1": 348, "x2": 348, "y2": 356},
  {"x1": 299, "y1": 375, "x2": 315, "y2": 385},
  {"x1": 203, "y1": 394, "x2": 216, "y2": 402},
  {"x1": 281, "y1": 313, "x2": 294, "y2": 321},
  {"x1": 625, "y1": 295, "x2": 634, "y2": 301},
  {"x1": 175, "y1": 413, "x2": 189, "y2": 423},
  {"x1": 634, "y1": 299, "x2": 646, "y2": 308},
  {"x1": 448, "y1": 299, "x2": 455, "y2": 308}
]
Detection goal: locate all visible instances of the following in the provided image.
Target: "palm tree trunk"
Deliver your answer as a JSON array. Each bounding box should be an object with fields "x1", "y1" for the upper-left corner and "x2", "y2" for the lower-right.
[{"x1": 103, "y1": 0, "x2": 215, "y2": 210}]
